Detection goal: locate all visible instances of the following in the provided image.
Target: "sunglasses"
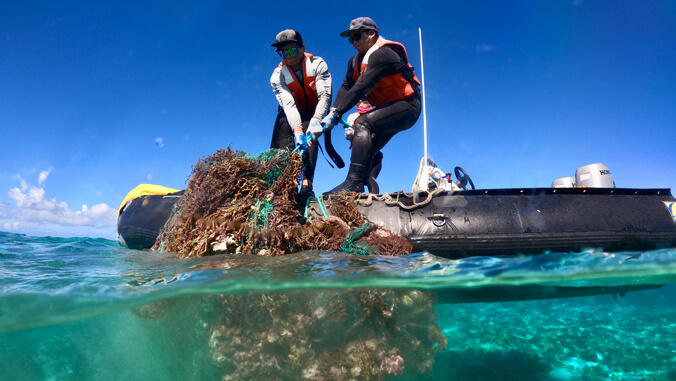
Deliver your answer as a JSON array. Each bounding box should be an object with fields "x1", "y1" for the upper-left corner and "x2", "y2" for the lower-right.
[
  {"x1": 278, "y1": 46, "x2": 300, "y2": 59},
  {"x1": 348, "y1": 31, "x2": 366, "y2": 44}
]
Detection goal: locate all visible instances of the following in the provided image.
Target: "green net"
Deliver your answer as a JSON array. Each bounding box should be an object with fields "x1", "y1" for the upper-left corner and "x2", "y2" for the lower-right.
[
  {"x1": 152, "y1": 147, "x2": 412, "y2": 257},
  {"x1": 340, "y1": 222, "x2": 372, "y2": 256},
  {"x1": 248, "y1": 195, "x2": 274, "y2": 232}
]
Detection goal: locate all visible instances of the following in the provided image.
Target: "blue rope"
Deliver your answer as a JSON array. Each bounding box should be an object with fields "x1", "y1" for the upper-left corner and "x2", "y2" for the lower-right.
[
  {"x1": 292, "y1": 145, "x2": 305, "y2": 155},
  {"x1": 304, "y1": 195, "x2": 329, "y2": 219},
  {"x1": 304, "y1": 196, "x2": 313, "y2": 220},
  {"x1": 317, "y1": 196, "x2": 329, "y2": 218}
]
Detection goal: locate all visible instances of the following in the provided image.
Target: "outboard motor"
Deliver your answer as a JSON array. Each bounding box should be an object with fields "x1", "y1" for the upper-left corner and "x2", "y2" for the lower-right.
[
  {"x1": 551, "y1": 176, "x2": 576, "y2": 188},
  {"x1": 411, "y1": 158, "x2": 464, "y2": 193},
  {"x1": 575, "y1": 163, "x2": 615, "y2": 188}
]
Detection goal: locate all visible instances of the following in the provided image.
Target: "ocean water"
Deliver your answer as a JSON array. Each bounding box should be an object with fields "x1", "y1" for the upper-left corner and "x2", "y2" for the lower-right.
[{"x1": 1, "y1": 231, "x2": 676, "y2": 380}]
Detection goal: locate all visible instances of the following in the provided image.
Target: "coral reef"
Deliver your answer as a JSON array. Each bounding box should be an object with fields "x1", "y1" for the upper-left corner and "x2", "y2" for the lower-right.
[{"x1": 152, "y1": 148, "x2": 412, "y2": 257}]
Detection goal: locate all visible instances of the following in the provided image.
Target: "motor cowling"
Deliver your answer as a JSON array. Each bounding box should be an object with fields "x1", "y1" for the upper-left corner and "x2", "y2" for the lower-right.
[
  {"x1": 575, "y1": 163, "x2": 615, "y2": 188},
  {"x1": 552, "y1": 163, "x2": 615, "y2": 188},
  {"x1": 551, "y1": 176, "x2": 576, "y2": 188}
]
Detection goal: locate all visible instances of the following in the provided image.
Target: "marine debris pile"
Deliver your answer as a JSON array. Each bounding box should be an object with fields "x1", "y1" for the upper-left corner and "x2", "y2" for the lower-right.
[
  {"x1": 206, "y1": 289, "x2": 446, "y2": 380},
  {"x1": 143, "y1": 148, "x2": 445, "y2": 379},
  {"x1": 152, "y1": 148, "x2": 412, "y2": 257}
]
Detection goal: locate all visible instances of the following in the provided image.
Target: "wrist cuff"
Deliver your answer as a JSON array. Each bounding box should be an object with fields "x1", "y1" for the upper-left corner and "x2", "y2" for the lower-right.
[{"x1": 330, "y1": 108, "x2": 342, "y2": 120}]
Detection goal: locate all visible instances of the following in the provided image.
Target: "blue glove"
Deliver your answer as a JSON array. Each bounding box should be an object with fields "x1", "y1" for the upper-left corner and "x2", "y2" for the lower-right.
[
  {"x1": 321, "y1": 108, "x2": 339, "y2": 131},
  {"x1": 294, "y1": 131, "x2": 308, "y2": 150},
  {"x1": 306, "y1": 117, "x2": 325, "y2": 146}
]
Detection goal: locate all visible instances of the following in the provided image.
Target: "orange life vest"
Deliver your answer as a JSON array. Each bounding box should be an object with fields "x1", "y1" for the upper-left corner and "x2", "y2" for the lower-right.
[
  {"x1": 279, "y1": 53, "x2": 319, "y2": 112},
  {"x1": 352, "y1": 37, "x2": 420, "y2": 107}
]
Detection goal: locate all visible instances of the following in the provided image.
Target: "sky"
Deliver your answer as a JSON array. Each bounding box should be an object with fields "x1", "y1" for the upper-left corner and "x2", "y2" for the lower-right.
[{"x1": 1, "y1": 1, "x2": 675, "y2": 240}]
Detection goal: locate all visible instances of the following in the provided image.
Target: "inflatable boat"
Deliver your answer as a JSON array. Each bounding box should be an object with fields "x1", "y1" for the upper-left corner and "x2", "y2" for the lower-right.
[{"x1": 117, "y1": 162, "x2": 676, "y2": 258}]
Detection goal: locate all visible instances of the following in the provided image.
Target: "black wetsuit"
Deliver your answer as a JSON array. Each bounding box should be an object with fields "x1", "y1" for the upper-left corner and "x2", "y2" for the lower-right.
[
  {"x1": 270, "y1": 107, "x2": 318, "y2": 182},
  {"x1": 332, "y1": 44, "x2": 422, "y2": 186}
]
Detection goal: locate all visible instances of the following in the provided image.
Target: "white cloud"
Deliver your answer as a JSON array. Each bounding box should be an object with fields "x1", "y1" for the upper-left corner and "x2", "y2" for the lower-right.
[
  {"x1": 9, "y1": 185, "x2": 43, "y2": 207},
  {"x1": 3, "y1": 221, "x2": 20, "y2": 230},
  {"x1": 38, "y1": 169, "x2": 51, "y2": 185},
  {"x1": 155, "y1": 137, "x2": 164, "y2": 148},
  {"x1": 0, "y1": 171, "x2": 118, "y2": 239}
]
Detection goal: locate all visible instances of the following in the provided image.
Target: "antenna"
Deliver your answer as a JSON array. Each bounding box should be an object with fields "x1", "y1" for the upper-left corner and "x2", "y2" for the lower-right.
[
  {"x1": 418, "y1": 27, "x2": 428, "y2": 167},
  {"x1": 410, "y1": 27, "x2": 433, "y2": 197},
  {"x1": 412, "y1": 29, "x2": 459, "y2": 194}
]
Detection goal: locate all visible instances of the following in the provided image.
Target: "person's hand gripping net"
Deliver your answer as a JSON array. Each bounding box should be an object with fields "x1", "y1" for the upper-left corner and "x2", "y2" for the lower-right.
[
  {"x1": 307, "y1": 108, "x2": 338, "y2": 146},
  {"x1": 294, "y1": 130, "x2": 308, "y2": 150},
  {"x1": 291, "y1": 125, "x2": 309, "y2": 155},
  {"x1": 307, "y1": 108, "x2": 360, "y2": 146}
]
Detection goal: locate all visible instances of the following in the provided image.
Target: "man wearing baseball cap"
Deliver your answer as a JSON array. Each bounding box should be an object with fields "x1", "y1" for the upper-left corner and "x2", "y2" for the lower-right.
[
  {"x1": 307, "y1": 17, "x2": 422, "y2": 194},
  {"x1": 270, "y1": 29, "x2": 337, "y2": 198}
]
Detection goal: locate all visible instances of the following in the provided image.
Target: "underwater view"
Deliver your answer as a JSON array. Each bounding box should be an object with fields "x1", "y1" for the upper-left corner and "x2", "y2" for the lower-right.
[{"x1": 2, "y1": 231, "x2": 676, "y2": 380}]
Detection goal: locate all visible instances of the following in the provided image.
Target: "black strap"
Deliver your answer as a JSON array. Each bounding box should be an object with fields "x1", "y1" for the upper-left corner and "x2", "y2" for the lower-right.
[
  {"x1": 322, "y1": 128, "x2": 345, "y2": 168},
  {"x1": 315, "y1": 142, "x2": 334, "y2": 169}
]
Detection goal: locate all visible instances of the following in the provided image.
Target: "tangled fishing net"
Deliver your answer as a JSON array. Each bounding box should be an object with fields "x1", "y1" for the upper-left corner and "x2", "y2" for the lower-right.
[
  {"x1": 152, "y1": 148, "x2": 412, "y2": 257},
  {"x1": 144, "y1": 148, "x2": 445, "y2": 379},
  {"x1": 207, "y1": 289, "x2": 446, "y2": 380}
]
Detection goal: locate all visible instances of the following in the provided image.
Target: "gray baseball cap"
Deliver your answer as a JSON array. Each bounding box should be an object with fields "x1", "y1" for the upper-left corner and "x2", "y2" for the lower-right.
[
  {"x1": 271, "y1": 29, "x2": 303, "y2": 48},
  {"x1": 340, "y1": 17, "x2": 378, "y2": 37}
]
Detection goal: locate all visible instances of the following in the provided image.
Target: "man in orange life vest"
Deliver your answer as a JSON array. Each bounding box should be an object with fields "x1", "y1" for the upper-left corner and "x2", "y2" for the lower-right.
[
  {"x1": 307, "y1": 17, "x2": 422, "y2": 194},
  {"x1": 270, "y1": 29, "x2": 335, "y2": 197}
]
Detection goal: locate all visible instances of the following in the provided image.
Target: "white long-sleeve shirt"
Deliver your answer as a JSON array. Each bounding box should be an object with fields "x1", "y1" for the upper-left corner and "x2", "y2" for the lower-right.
[{"x1": 270, "y1": 55, "x2": 332, "y2": 130}]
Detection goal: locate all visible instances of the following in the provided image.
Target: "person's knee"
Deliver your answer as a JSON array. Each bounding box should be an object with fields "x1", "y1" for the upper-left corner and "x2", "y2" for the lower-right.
[
  {"x1": 355, "y1": 118, "x2": 376, "y2": 140},
  {"x1": 353, "y1": 124, "x2": 373, "y2": 143}
]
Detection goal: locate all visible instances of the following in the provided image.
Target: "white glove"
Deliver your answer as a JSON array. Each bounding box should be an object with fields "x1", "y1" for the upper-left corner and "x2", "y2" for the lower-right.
[
  {"x1": 320, "y1": 108, "x2": 339, "y2": 132},
  {"x1": 345, "y1": 127, "x2": 354, "y2": 140},
  {"x1": 306, "y1": 117, "x2": 324, "y2": 146},
  {"x1": 294, "y1": 131, "x2": 307, "y2": 149},
  {"x1": 346, "y1": 111, "x2": 359, "y2": 127},
  {"x1": 344, "y1": 111, "x2": 359, "y2": 140}
]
